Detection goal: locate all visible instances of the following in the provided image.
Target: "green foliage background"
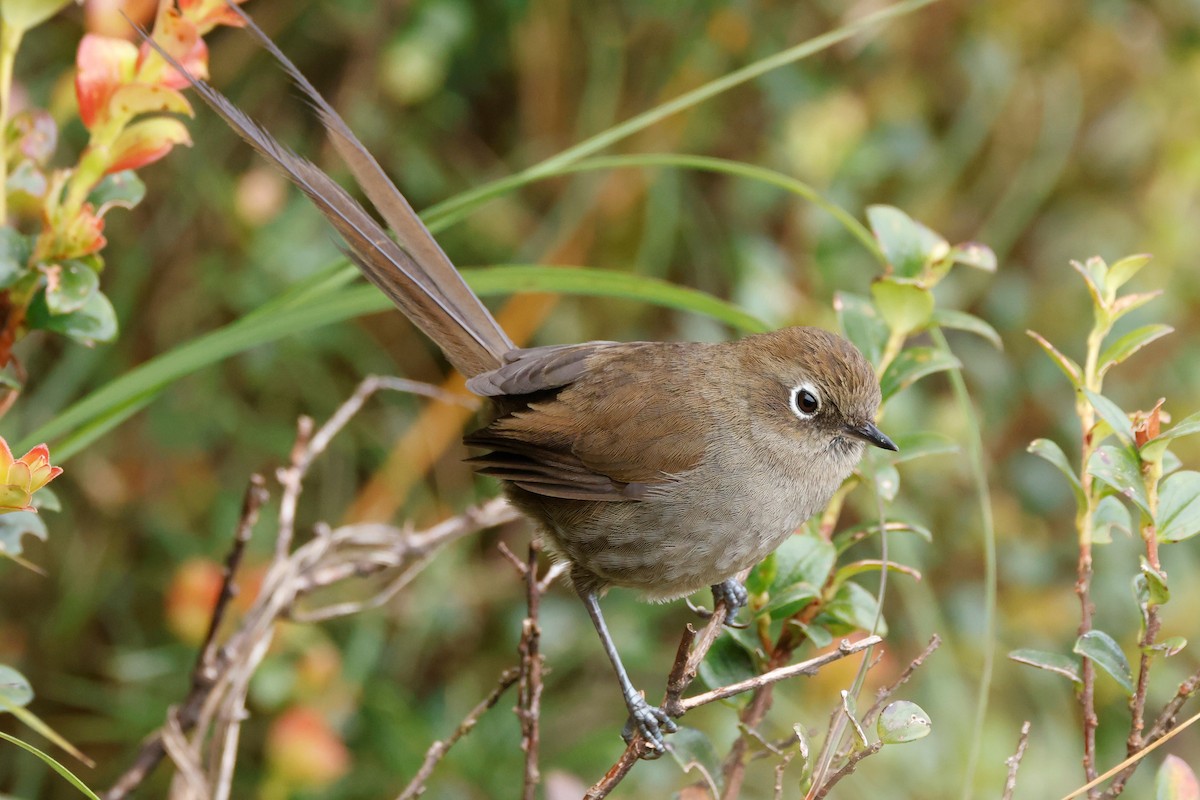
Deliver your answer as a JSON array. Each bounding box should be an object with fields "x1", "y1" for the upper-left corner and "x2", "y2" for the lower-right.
[{"x1": 4, "y1": 0, "x2": 1200, "y2": 796}]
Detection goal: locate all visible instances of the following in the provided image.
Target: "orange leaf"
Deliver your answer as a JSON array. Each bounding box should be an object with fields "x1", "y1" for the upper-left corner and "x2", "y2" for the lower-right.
[
  {"x1": 106, "y1": 117, "x2": 192, "y2": 173},
  {"x1": 137, "y1": 8, "x2": 207, "y2": 89},
  {"x1": 179, "y1": 0, "x2": 249, "y2": 33},
  {"x1": 74, "y1": 34, "x2": 138, "y2": 129},
  {"x1": 108, "y1": 83, "x2": 194, "y2": 122}
]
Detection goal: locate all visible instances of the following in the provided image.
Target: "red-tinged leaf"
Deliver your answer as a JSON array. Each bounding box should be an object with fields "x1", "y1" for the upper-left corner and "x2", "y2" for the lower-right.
[
  {"x1": 49, "y1": 202, "x2": 107, "y2": 260},
  {"x1": 1110, "y1": 290, "x2": 1162, "y2": 322},
  {"x1": 137, "y1": 9, "x2": 207, "y2": 89},
  {"x1": 1156, "y1": 754, "x2": 1200, "y2": 800},
  {"x1": 105, "y1": 117, "x2": 192, "y2": 173},
  {"x1": 107, "y1": 83, "x2": 193, "y2": 122},
  {"x1": 1027, "y1": 330, "x2": 1082, "y2": 386},
  {"x1": 74, "y1": 34, "x2": 138, "y2": 129},
  {"x1": 179, "y1": 0, "x2": 249, "y2": 32}
]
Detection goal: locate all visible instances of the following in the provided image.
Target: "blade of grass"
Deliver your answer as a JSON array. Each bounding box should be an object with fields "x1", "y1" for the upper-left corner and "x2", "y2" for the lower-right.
[
  {"x1": 421, "y1": 0, "x2": 939, "y2": 232},
  {"x1": 20, "y1": 266, "x2": 769, "y2": 458},
  {"x1": 559, "y1": 155, "x2": 883, "y2": 264},
  {"x1": 930, "y1": 327, "x2": 998, "y2": 800},
  {"x1": 0, "y1": 731, "x2": 101, "y2": 800}
]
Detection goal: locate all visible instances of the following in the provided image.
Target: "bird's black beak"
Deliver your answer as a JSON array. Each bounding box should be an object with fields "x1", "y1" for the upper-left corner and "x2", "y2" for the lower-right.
[{"x1": 846, "y1": 421, "x2": 898, "y2": 452}]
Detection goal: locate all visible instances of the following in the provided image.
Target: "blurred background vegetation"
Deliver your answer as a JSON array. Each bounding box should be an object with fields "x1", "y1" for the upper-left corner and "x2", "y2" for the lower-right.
[{"x1": 3, "y1": 0, "x2": 1200, "y2": 797}]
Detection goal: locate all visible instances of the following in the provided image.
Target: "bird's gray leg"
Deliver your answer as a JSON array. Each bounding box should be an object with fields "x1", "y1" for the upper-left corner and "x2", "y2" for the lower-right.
[{"x1": 578, "y1": 589, "x2": 676, "y2": 753}]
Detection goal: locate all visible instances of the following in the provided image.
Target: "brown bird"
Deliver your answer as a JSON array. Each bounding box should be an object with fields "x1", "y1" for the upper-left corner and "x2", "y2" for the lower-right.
[{"x1": 142, "y1": 8, "x2": 896, "y2": 752}]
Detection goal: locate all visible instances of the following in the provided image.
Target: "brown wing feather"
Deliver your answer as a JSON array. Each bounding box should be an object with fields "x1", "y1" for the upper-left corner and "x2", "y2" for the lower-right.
[{"x1": 465, "y1": 341, "x2": 712, "y2": 501}]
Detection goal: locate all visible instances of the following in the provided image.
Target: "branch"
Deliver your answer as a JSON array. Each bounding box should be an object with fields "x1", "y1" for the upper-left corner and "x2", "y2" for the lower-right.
[
  {"x1": 394, "y1": 668, "x2": 521, "y2": 800},
  {"x1": 1002, "y1": 721, "x2": 1032, "y2": 800},
  {"x1": 103, "y1": 475, "x2": 268, "y2": 800}
]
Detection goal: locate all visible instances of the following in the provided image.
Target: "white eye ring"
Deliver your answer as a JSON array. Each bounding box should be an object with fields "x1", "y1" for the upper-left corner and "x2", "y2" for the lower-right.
[{"x1": 790, "y1": 383, "x2": 821, "y2": 419}]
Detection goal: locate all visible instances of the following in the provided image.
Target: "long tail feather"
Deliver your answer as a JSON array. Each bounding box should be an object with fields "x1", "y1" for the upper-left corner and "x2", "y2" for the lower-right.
[{"x1": 135, "y1": 15, "x2": 512, "y2": 377}]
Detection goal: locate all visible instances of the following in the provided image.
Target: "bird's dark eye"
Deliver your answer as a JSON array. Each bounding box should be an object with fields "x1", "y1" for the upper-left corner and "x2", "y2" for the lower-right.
[{"x1": 790, "y1": 384, "x2": 821, "y2": 418}]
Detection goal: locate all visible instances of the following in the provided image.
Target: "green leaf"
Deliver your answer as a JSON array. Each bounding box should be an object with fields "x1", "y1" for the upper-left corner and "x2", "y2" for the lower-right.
[
  {"x1": 1009, "y1": 649, "x2": 1082, "y2": 683},
  {"x1": 870, "y1": 279, "x2": 934, "y2": 337},
  {"x1": 834, "y1": 291, "x2": 887, "y2": 369},
  {"x1": 1071, "y1": 258, "x2": 1107, "y2": 312},
  {"x1": 1143, "y1": 411, "x2": 1200, "y2": 465},
  {"x1": 0, "y1": 665, "x2": 33, "y2": 708},
  {"x1": 765, "y1": 583, "x2": 821, "y2": 620},
  {"x1": 877, "y1": 701, "x2": 932, "y2": 744},
  {"x1": 1156, "y1": 754, "x2": 1200, "y2": 800},
  {"x1": 1148, "y1": 636, "x2": 1187, "y2": 658},
  {"x1": 820, "y1": 581, "x2": 886, "y2": 636},
  {"x1": 86, "y1": 170, "x2": 146, "y2": 217},
  {"x1": 866, "y1": 205, "x2": 948, "y2": 279},
  {"x1": 1157, "y1": 470, "x2": 1200, "y2": 542},
  {"x1": 667, "y1": 727, "x2": 723, "y2": 796},
  {"x1": 745, "y1": 552, "x2": 775, "y2": 595},
  {"x1": 0, "y1": 228, "x2": 31, "y2": 289},
  {"x1": 0, "y1": 0, "x2": 73, "y2": 32},
  {"x1": 879, "y1": 346, "x2": 961, "y2": 401},
  {"x1": 44, "y1": 261, "x2": 100, "y2": 315},
  {"x1": 833, "y1": 519, "x2": 933, "y2": 554},
  {"x1": 1092, "y1": 495, "x2": 1132, "y2": 544},
  {"x1": 832, "y1": 560, "x2": 921, "y2": 585},
  {"x1": 1098, "y1": 324, "x2": 1173, "y2": 377},
  {"x1": 1109, "y1": 290, "x2": 1162, "y2": 323},
  {"x1": 771, "y1": 531, "x2": 836, "y2": 591},
  {"x1": 1028, "y1": 438, "x2": 1085, "y2": 509},
  {"x1": 792, "y1": 620, "x2": 833, "y2": 649},
  {"x1": 1105, "y1": 254, "x2": 1151, "y2": 298},
  {"x1": 1027, "y1": 330, "x2": 1082, "y2": 387},
  {"x1": 931, "y1": 308, "x2": 1002, "y2": 349},
  {"x1": 1088, "y1": 444, "x2": 1151, "y2": 516},
  {"x1": 1085, "y1": 389, "x2": 1135, "y2": 445},
  {"x1": 698, "y1": 636, "x2": 758, "y2": 691},
  {"x1": 1074, "y1": 630, "x2": 1134, "y2": 695},
  {"x1": 1141, "y1": 556, "x2": 1170, "y2": 606},
  {"x1": 0, "y1": 730, "x2": 101, "y2": 799},
  {"x1": 0, "y1": 511, "x2": 47, "y2": 557},
  {"x1": 869, "y1": 462, "x2": 900, "y2": 502},
  {"x1": 888, "y1": 431, "x2": 959, "y2": 464},
  {"x1": 27, "y1": 289, "x2": 117, "y2": 345},
  {"x1": 948, "y1": 242, "x2": 997, "y2": 272}
]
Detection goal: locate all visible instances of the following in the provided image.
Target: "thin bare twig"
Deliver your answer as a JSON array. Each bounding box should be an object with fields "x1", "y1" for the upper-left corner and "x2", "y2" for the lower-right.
[
  {"x1": 681, "y1": 637, "x2": 882, "y2": 712},
  {"x1": 862, "y1": 634, "x2": 941, "y2": 728},
  {"x1": 394, "y1": 668, "x2": 521, "y2": 800},
  {"x1": 517, "y1": 542, "x2": 546, "y2": 800},
  {"x1": 105, "y1": 375, "x2": 510, "y2": 799},
  {"x1": 1002, "y1": 721, "x2": 1032, "y2": 800},
  {"x1": 810, "y1": 741, "x2": 883, "y2": 800},
  {"x1": 103, "y1": 475, "x2": 268, "y2": 800}
]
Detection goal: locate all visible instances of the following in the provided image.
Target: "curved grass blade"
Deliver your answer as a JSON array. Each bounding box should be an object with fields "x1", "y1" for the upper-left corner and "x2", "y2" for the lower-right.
[
  {"x1": 21, "y1": 267, "x2": 768, "y2": 458},
  {"x1": 421, "y1": 0, "x2": 938, "y2": 232},
  {"x1": 0, "y1": 731, "x2": 101, "y2": 800}
]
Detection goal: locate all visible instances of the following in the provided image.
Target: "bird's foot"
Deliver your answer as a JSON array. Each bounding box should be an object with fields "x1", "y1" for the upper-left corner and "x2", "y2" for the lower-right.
[
  {"x1": 620, "y1": 692, "x2": 677, "y2": 757},
  {"x1": 689, "y1": 579, "x2": 750, "y2": 628}
]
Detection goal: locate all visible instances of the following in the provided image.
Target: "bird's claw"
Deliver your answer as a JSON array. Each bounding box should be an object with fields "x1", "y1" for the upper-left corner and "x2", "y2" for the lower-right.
[
  {"x1": 700, "y1": 579, "x2": 749, "y2": 628},
  {"x1": 621, "y1": 693, "x2": 677, "y2": 758}
]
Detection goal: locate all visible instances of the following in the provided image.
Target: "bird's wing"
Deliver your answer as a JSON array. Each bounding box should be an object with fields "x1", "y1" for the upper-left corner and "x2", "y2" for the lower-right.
[{"x1": 465, "y1": 342, "x2": 710, "y2": 501}]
